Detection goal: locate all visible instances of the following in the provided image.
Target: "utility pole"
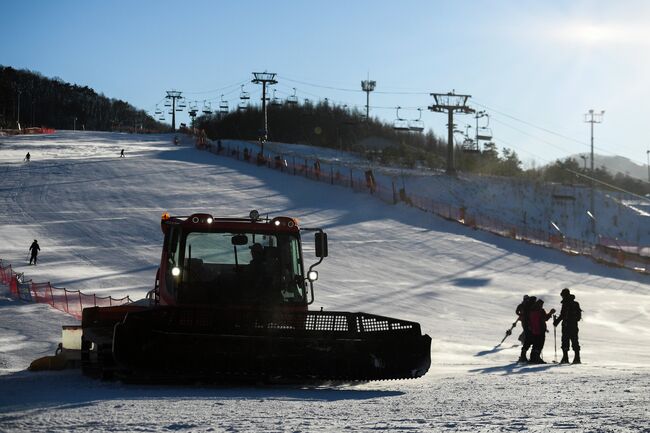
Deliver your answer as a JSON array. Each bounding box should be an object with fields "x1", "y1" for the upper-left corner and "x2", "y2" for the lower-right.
[
  {"x1": 252, "y1": 72, "x2": 277, "y2": 154},
  {"x1": 165, "y1": 90, "x2": 183, "y2": 131},
  {"x1": 361, "y1": 78, "x2": 376, "y2": 122},
  {"x1": 429, "y1": 91, "x2": 475, "y2": 174}
]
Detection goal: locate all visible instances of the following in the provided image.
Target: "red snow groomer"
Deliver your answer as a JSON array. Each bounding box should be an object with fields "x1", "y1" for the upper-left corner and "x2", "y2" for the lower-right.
[{"x1": 79, "y1": 210, "x2": 431, "y2": 382}]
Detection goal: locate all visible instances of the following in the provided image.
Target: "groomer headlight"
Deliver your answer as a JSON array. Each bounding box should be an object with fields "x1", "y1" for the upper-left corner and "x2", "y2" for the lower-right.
[
  {"x1": 171, "y1": 267, "x2": 181, "y2": 277},
  {"x1": 206, "y1": 217, "x2": 213, "y2": 224},
  {"x1": 271, "y1": 217, "x2": 298, "y2": 228},
  {"x1": 308, "y1": 270, "x2": 318, "y2": 282}
]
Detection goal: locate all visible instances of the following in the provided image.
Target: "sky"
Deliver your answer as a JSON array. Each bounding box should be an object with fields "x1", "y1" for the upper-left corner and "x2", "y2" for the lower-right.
[{"x1": 2, "y1": 0, "x2": 650, "y2": 170}]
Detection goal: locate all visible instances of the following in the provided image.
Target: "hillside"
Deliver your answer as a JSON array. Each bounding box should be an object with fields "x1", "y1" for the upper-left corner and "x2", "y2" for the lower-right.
[
  {"x1": 0, "y1": 66, "x2": 165, "y2": 132},
  {"x1": 0, "y1": 131, "x2": 648, "y2": 431}
]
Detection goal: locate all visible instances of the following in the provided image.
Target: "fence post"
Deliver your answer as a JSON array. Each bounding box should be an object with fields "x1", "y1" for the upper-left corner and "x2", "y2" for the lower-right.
[
  {"x1": 94, "y1": 293, "x2": 97, "y2": 306},
  {"x1": 78, "y1": 291, "x2": 83, "y2": 311},
  {"x1": 63, "y1": 289, "x2": 69, "y2": 313},
  {"x1": 48, "y1": 283, "x2": 54, "y2": 307}
]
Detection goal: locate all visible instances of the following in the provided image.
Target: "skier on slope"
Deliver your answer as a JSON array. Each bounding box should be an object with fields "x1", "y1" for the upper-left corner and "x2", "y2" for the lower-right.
[
  {"x1": 516, "y1": 295, "x2": 536, "y2": 362},
  {"x1": 528, "y1": 299, "x2": 556, "y2": 364},
  {"x1": 29, "y1": 239, "x2": 40, "y2": 265},
  {"x1": 24, "y1": 152, "x2": 31, "y2": 162},
  {"x1": 553, "y1": 288, "x2": 582, "y2": 364}
]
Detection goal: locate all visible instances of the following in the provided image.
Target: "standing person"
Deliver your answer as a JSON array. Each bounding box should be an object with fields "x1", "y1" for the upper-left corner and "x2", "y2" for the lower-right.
[
  {"x1": 29, "y1": 239, "x2": 40, "y2": 265},
  {"x1": 120, "y1": 149, "x2": 125, "y2": 157},
  {"x1": 528, "y1": 299, "x2": 556, "y2": 364},
  {"x1": 516, "y1": 295, "x2": 535, "y2": 362},
  {"x1": 24, "y1": 152, "x2": 31, "y2": 162},
  {"x1": 554, "y1": 288, "x2": 582, "y2": 364}
]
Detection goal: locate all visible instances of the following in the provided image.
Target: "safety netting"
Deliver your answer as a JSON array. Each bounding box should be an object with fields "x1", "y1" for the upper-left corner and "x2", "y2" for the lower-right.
[
  {"x1": 197, "y1": 135, "x2": 649, "y2": 274},
  {"x1": 0, "y1": 260, "x2": 131, "y2": 320}
]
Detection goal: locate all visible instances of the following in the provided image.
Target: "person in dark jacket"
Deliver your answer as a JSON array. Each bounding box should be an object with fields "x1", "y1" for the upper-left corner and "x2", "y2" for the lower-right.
[
  {"x1": 528, "y1": 299, "x2": 555, "y2": 364},
  {"x1": 29, "y1": 239, "x2": 40, "y2": 265},
  {"x1": 516, "y1": 295, "x2": 536, "y2": 362},
  {"x1": 553, "y1": 288, "x2": 582, "y2": 364}
]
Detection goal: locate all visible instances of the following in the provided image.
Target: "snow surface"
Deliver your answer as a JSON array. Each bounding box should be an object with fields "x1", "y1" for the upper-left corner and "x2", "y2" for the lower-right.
[{"x1": 0, "y1": 131, "x2": 649, "y2": 432}]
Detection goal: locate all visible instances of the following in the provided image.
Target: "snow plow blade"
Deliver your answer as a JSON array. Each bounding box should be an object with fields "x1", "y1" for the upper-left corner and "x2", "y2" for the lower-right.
[{"x1": 111, "y1": 307, "x2": 431, "y2": 382}]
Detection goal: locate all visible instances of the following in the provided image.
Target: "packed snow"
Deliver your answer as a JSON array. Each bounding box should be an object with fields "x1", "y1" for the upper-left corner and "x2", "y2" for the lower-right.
[{"x1": 0, "y1": 131, "x2": 648, "y2": 432}]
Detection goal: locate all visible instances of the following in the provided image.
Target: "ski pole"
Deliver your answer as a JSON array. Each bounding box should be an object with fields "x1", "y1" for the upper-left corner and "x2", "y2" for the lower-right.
[
  {"x1": 553, "y1": 314, "x2": 557, "y2": 363},
  {"x1": 499, "y1": 321, "x2": 518, "y2": 346}
]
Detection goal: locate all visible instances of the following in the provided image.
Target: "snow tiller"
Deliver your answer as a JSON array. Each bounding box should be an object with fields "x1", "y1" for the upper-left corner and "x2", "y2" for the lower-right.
[{"x1": 75, "y1": 210, "x2": 431, "y2": 382}]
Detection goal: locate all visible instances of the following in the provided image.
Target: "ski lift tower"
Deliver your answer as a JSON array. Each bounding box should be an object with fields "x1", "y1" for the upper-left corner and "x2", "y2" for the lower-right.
[
  {"x1": 428, "y1": 91, "x2": 475, "y2": 174},
  {"x1": 252, "y1": 72, "x2": 277, "y2": 154},
  {"x1": 361, "y1": 79, "x2": 376, "y2": 122},
  {"x1": 165, "y1": 90, "x2": 183, "y2": 131}
]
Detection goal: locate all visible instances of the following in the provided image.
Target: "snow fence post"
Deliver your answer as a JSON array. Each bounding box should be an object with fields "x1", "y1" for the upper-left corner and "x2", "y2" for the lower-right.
[
  {"x1": 48, "y1": 283, "x2": 54, "y2": 307},
  {"x1": 63, "y1": 288, "x2": 69, "y2": 313}
]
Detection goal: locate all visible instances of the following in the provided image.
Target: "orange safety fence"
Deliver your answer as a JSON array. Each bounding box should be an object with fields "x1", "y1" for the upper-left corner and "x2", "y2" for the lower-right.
[
  {"x1": 0, "y1": 259, "x2": 131, "y2": 320},
  {"x1": 200, "y1": 136, "x2": 650, "y2": 275},
  {"x1": 0, "y1": 127, "x2": 56, "y2": 135}
]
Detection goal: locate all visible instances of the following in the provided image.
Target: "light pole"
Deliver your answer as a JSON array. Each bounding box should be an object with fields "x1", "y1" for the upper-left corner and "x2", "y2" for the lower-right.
[
  {"x1": 584, "y1": 109, "x2": 604, "y2": 174},
  {"x1": 580, "y1": 154, "x2": 587, "y2": 170},
  {"x1": 251, "y1": 72, "x2": 277, "y2": 154},
  {"x1": 16, "y1": 89, "x2": 22, "y2": 131},
  {"x1": 361, "y1": 78, "x2": 376, "y2": 121},
  {"x1": 647, "y1": 149, "x2": 649, "y2": 183},
  {"x1": 584, "y1": 109, "x2": 604, "y2": 232}
]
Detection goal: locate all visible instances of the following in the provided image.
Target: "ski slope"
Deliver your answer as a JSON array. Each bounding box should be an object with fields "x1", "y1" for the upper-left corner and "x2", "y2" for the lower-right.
[{"x1": 0, "y1": 131, "x2": 649, "y2": 432}]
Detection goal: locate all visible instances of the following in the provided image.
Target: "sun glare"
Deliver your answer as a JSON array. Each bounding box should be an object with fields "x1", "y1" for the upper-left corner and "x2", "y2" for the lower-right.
[
  {"x1": 570, "y1": 23, "x2": 616, "y2": 43},
  {"x1": 556, "y1": 21, "x2": 645, "y2": 45}
]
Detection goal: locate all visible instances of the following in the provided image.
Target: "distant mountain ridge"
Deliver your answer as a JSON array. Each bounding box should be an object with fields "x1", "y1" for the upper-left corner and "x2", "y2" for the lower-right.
[{"x1": 567, "y1": 153, "x2": 649, "y2": 182}]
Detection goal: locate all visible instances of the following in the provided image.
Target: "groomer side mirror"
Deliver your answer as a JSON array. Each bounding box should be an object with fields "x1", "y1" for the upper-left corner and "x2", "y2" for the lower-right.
[{"x1": 315, "y1": 232, "x2": 328, "y2": 258}]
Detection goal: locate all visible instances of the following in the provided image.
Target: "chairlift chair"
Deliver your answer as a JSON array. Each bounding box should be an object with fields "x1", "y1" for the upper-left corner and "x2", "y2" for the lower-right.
[
  {"x1": 202, "y1": 101, "x2": 213, "y2": 115},
  {"x1": 271, "y1": 89, "x2": 282, "y2": 107},
  {"x1": 393, "y1": 107, "x2": 410, "y2": 132},
  {"x1": 462, "y1": 139, "x2": 481, "y2": 154},
  {"x1": 219, "y1": 95, "x2": 229, "y2": 113},
  {"x1": 408, "y1": 108, "x2": 425, "y2": 132},
  {"x1": 238, "y1": 100, "x2": 248, "y2": 111},
  {"x1": 239, "y1": 85, "x2": 250, "y2": 100},
  {"x1": 477, "y1": 127, "x2": 493, "y2": 141},
  {"x1": 286, "y1": 87, "x2": 298, "y2": 105},
  {"x1": 178, "y1": 99, "x2": 187, "y2": 108}
]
